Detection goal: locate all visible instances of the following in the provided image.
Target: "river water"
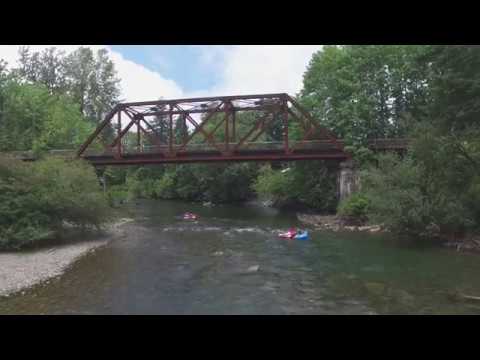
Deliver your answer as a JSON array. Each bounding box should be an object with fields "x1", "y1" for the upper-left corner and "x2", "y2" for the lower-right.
[{"x1": 1, "y1": 199, "x2": 480, "y2": 315}]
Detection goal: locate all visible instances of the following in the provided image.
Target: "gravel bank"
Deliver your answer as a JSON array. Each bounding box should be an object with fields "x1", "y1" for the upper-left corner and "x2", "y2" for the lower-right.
[
  {"x1": 0, "y1": 218, "x2": 133, "y2": 297},
  {"x1": 297, "y1": 213, "x2": 382, "y2": 233}
]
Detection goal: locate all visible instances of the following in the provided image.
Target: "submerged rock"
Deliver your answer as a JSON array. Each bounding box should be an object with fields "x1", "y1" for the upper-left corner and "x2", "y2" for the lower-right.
[{"x1": 212, "y1": 251, "x2": 224, "y2": 256}]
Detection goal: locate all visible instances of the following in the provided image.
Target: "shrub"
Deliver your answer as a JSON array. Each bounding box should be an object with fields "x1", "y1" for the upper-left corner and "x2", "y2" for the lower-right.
[
  {"x1": 0, "y1": 155, "x2": 110, "y2": 249},
  {"x1": 337, "y1": 192, "x2": 370, "y2": 219},
  {"x1": 107, "y1": 185, "x2": 129, "y2": 206},
  {"x1": 153, "y1": 172, "x2": 176, "y2": 199},
  {"x1": 253, "y1": 162, "x2": 338, "y2": 211},
  {"x1": 361, "y1": 153, "x2": 475, "y2": 239},
  {"x1": 252, "y1": 165, "x2": 294, "y2": 206}
]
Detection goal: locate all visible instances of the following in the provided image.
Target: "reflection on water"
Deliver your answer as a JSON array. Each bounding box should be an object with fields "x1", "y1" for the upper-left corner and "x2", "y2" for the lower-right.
[{"x1": 1, "y1": 199, "x2": 480, "y2": 314}]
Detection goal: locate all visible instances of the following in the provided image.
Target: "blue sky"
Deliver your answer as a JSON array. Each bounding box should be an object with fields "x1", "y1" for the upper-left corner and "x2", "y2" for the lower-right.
[{"x1": 110, "y1": 45, "x2": 229, "y2": 93}]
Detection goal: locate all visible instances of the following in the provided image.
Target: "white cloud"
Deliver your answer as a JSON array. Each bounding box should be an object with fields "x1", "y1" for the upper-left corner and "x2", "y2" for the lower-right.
[
  {"x1": 108, "y1": 50, "x2": 183, "y2": 102},
  {"x1": 202, "y1": 45, "x2": 322, "y2": 97}
]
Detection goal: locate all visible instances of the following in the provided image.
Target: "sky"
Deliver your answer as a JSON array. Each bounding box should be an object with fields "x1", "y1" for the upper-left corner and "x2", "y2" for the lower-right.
[{"x1": 0, "y1": 45, "x2": 322, "y2": 102}]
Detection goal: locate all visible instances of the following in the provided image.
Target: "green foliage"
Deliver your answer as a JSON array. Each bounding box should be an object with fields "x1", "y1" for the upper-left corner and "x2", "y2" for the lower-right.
[
  {"x1": 253, "y1": 165, "x2": 294, "y2": 206},
  {"x1": 300, "y1": 45, "x2": 431, "y2": 159},
  {"x1": 0, "y1": 81, "x2": 93, "y2": 152},
  {"x1": 106, "y1": 185, "x2": 129, "y2": 206},
  {"x1": 337, "y1": 193, "x2": 370, "y2": 219},
  {"x1": 253, "y1": 161, "x2": 338, "y2": 212},
  {"x1": 153, "y1": 171, "x2": 176, "y2": 199},
  {"x1": 361, "y1": 153, "x2": 475, "y2": 239},
  {"x1": 15, "y1": 46, "x2": 121, "y2": 123},
  {"x1": 299, "y1": 45, "x2": 480, "y2": 239},
  {"x1": 0, "y1": 155, "x2": 110, "y2": 249},
  {"x1": 124, "y1": 163, "x2": 258, "y2": 203}
]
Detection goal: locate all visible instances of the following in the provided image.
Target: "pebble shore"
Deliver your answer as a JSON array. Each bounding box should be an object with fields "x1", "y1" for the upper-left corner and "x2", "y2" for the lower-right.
[{"x1": 0, "y1": 218, "x2": 133, "y2": 298}]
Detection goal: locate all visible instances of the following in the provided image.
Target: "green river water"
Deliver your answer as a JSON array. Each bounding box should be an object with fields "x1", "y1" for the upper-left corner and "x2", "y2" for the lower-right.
[{"x1": 1, "y1": 199, "x2": 480, "y2": 314}]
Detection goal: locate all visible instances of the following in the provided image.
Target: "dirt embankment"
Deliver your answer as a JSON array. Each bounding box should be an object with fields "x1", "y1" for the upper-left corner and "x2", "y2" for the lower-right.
[{"x1": 0, "y1": 218, "x2": 133, "y2": 298}]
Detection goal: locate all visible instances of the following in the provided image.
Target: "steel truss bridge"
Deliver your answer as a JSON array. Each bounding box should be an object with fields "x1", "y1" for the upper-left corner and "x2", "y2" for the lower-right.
[{"x1": 13, "y1": 93, "x2": 409, "y2": 165}]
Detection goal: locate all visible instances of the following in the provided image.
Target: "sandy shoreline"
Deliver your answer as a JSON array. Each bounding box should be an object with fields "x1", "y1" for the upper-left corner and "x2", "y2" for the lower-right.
[{"x1": 0, "y1": 218, "x2": 133, "y2": 297}]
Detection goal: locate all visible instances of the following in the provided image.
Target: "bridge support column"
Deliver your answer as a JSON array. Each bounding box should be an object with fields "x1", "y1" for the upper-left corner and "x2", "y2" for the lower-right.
[{"x1": 337, "y1": 159, "x2": 360, "y2": 202}]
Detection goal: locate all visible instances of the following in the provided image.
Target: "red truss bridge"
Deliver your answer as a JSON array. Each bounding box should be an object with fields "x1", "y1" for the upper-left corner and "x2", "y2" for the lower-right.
[{"x1": 41, "y1": 93, "x2": 406, "y2": 166}]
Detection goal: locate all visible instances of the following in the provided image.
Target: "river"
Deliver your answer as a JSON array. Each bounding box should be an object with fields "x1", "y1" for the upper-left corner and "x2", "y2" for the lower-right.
[{"x1": 1, "y1": 199, "x2": 480, "y2": 315}]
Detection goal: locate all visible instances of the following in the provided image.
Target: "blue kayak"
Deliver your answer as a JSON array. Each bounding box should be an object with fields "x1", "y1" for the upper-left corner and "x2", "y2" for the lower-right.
[{"x1": 294, "y1": 231, "x2": 309, "y2": 240}]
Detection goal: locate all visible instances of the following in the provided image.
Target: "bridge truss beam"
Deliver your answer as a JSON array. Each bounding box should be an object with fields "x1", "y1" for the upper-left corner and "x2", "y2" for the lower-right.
[{"x1": 77, "y1": 93, "x2": 349, "y2": 165}]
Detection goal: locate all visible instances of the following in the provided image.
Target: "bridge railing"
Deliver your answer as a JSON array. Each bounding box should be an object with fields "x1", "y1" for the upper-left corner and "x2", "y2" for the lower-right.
[
  {"x1": 81, "y1": 140, "x2": 345, "y2": 157},
  {"x1": 8, "y1": 138, "x2": 409, "y2": 160}
]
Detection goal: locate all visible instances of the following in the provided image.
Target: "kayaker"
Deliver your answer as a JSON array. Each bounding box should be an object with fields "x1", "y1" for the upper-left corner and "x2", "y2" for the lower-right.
[
  {"x1": 183, "y1": 212, "x2": 198, "y2": 220},
  {"x1": 279, "y1": 227, "x2": 297, "y2": 238}
]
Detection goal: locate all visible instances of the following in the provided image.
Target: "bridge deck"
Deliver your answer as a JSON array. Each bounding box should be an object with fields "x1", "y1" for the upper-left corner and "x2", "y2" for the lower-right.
[{"x1": 9, "y1": 139, "x2": 408, "y2": 165}]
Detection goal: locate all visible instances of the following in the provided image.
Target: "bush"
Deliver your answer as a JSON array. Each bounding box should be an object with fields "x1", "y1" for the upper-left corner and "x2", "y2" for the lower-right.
[
  {"x1": 361, "y1": 153, "x2": 475, "y2": 239},
  {"x1": 106, "y1": 185, "x2": 129, "y2": 206},
  {"x1": 253, "y1": 165, "x2": 294, "y2": 206},
  {"x1": 124, "y1": 163, "x2": 258, "y2": 203},
  {"x1": 253, "y1": 162, "x2": 338, "y2": 211},
  {"x1": 153, "y1": 172, "x2": 176, "y2": 199},
  {"x1": 0, "y1": 155, "x2": 110, "y2": 250},
  {"x1": 337, "y1": 193, "x2": 370, "y2": 219}
]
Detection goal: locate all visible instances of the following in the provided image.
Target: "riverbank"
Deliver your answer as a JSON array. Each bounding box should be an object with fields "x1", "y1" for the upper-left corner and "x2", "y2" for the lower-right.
[
  {"x1": 297, "y1": 213, "x2": 382, "y2": 233},
  {"x1": 297, "y1": 213, "x2": 480, "y2": 254},
  {"x1": 0, "y1": 218, "x2": 133, "y2": 298}
]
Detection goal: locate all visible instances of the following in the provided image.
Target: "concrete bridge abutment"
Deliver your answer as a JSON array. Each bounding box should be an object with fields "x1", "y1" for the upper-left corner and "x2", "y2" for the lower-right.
[{"x1": 337, "y1": 159, "x2": 360, "y2": 202}]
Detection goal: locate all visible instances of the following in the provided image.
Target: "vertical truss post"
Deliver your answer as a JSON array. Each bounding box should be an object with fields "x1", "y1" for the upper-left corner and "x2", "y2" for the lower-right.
[
  {"x1": 137, "y1": 117, "x2": 141, "y2": 152},
  {"x1": 183, "y1": 113, "x2": 188, "y2": 144},
  {"x1": 116, "y1": 110, "x2": 122, "y2": 158},
  {"x1": 225, "y1": 101, "x2": 230, "y2": 154},
  {"x1": 232, "y1": 109, "x2": 236, "y2": 142}
]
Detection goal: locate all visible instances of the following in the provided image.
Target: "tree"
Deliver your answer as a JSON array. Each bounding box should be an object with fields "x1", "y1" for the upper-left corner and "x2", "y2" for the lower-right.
[
  {"x1": 300, "y1": 45, "x2": 431, "y2": 156},
  {"x1": 63, "y1": 47, "x2": 121, "y2": 122},
  {"x1": 14, "y1": 46, "x2": 121, "y2": 123},
  {"x1": 16, "y1": 46, "x2": 67, "y2": 94},
  {"x1": 0, "y1": 59, "x2": 9, "y2": 130},
  {"x1": 0, "y1": 81, "x2": 93, "y2": 152}
]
